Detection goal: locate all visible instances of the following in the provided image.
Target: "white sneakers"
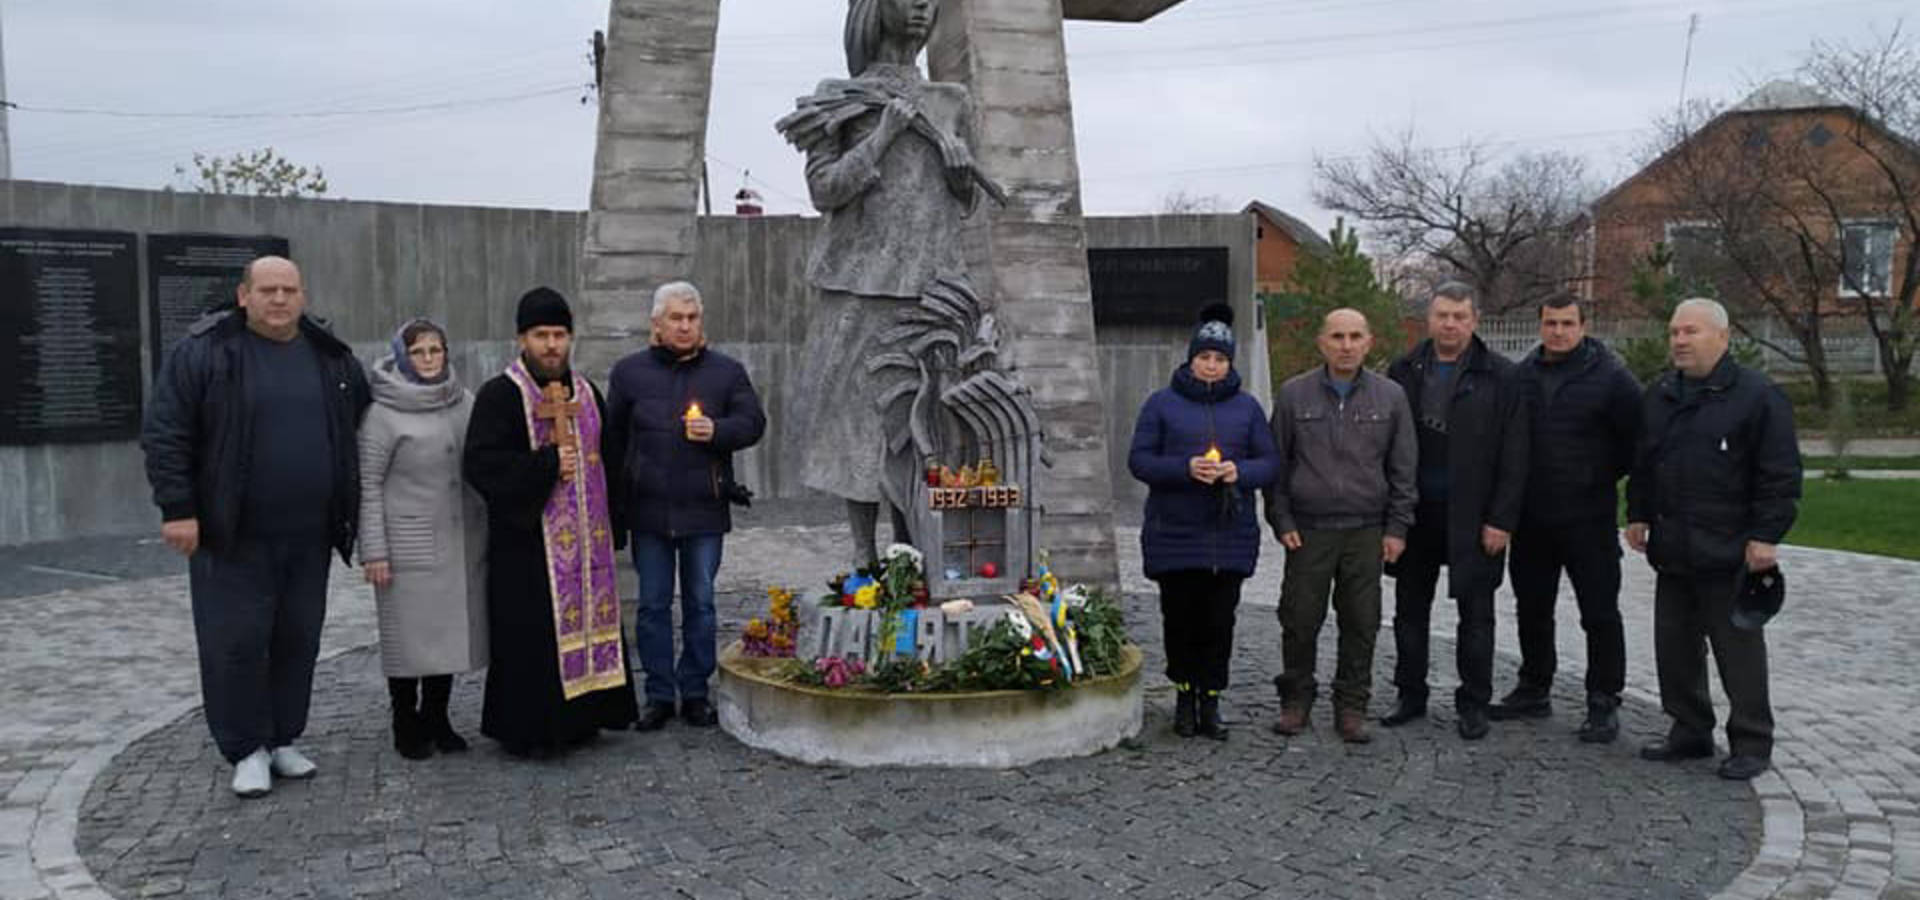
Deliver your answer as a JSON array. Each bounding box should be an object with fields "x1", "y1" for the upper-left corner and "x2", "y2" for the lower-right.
[
  {"x1": 269, "y1": 746, "x2": 318, "y2": 779},
  {"x1": 231, "y1": 746, "x2": 318, "y2": 799},
  {"x1": 231, "y1": 749, "x2": 272, "y2": 798}
]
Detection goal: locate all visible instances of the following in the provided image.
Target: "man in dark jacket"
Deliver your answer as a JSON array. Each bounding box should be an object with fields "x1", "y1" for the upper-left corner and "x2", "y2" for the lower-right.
[
  {"x1": 140, "y1": 256, "x2": 370, "y2": 798},
  {"x1": 1266, "y1": 309, "x2": 1417, "y2": 745},
  {"x1": 1381, "y1": 282, "x2": 1529, "y2": 740},
  {"x1": 604, "y1": 281, "x2": 767, "y2": 731},
  {"x1": 1627, "y1": 298, "x2": 1800, "y2": 781},
  {"x1": 1491, "y1": 297, "x2": 1642, "y2": 743}
]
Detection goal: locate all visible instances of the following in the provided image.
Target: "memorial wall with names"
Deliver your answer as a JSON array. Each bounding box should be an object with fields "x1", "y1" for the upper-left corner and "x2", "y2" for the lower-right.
[
  {"x1": 0, "y1": 228, "x2": 142, "y2": 445},
  {"x1": 147, "y1": 233, "x2": 291, "y2": 371}
]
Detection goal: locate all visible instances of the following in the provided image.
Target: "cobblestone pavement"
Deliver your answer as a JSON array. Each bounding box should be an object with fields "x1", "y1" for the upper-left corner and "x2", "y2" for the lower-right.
[
  {"x1": 2, "y1": 514, "x2": 1917, "y2": 898},
  {"x1": 75, "y1": 593, "x2": 1753, "y2": 900}
]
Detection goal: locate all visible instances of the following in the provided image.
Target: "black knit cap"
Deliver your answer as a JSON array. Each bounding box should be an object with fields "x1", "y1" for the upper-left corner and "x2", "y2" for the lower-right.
[
  {"x1": 1187, "y1": 302, "x2": 1236, "y2": 362},
  {"x1": 515, "y1": 286, "x2": 573, "y2": 334}
]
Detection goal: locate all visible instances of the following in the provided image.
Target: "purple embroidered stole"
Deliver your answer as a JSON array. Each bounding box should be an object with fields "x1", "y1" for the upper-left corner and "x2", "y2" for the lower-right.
[{"x1": 504, "y1": 359, "x2": 628, "y2": 700}]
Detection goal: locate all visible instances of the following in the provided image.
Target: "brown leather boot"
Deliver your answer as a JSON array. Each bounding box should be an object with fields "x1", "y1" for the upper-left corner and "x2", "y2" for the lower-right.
[
  {"x1": 1337, "y1": 709, "x2": 1372, "y2": 744},
  {"x1": 1270, "y1": 705, "x2": 1310, "y2": 736}
]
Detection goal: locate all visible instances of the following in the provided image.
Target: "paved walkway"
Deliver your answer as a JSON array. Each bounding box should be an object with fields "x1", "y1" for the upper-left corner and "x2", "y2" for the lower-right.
[{"x1": 1, "y1": 517, "x2": 1917, "y2": 898}]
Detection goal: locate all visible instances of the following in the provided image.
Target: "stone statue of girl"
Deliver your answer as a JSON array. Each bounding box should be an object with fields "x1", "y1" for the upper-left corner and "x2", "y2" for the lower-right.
[{"x1": 778, "y1": 0, "x2": 1005, "y2": 566}]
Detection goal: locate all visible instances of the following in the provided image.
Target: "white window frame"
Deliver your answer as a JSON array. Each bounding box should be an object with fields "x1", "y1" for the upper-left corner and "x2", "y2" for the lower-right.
[
  {"x1": 1664, "y1": 220, "x2": 1721, "y2": 283},
  {"x1": 1838, "y1": 219, "x2": 1898, "y2": 299}
]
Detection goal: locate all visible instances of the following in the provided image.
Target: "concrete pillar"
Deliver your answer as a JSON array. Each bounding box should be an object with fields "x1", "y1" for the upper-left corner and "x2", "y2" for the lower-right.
[
  {"x1": 929, "y1": 0, "x2": 1119, "y2": 588},
  {"x1": 577, "y1": 0, "x2": 721, "y2": 377}
]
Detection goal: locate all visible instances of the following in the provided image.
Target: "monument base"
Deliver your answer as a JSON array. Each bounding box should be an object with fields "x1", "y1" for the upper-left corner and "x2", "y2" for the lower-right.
[{"x1": 716, "y1": 642, "x2": 1144, "y2": 768}]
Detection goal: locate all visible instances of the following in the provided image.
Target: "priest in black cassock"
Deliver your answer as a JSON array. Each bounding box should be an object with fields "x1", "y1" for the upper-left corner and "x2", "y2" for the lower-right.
[{"x1": 463, "y1": 287, "x2": 638, "y2": 757}]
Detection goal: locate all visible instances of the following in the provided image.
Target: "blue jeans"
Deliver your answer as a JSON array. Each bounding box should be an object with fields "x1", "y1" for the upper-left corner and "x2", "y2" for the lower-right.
[{"x1": 631, "y1": 533, "x2": 724, "y2": 705}]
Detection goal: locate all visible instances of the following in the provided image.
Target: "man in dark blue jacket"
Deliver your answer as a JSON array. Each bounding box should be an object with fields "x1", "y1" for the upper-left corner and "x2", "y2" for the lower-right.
[
  {"x1": 604, "y1": 281, "x2": 767, "y2": 731},
  {"x1": 1381, "y1": 282, "x2": 1529, "y2": 741},
  {"x1": 1627, "y1": 298, "x2": 1800, "y2": 781},
  {"x1": 140, "y1": 256, "x2": 370, "y2": 798},
  {"x1": 1492, "y1": 297, "x2": 1642, "y2": 743}
]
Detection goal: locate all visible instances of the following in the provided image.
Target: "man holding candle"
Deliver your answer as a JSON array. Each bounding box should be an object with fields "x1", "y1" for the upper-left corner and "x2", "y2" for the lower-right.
[
  {"x1": 1266, "y1": 309, "x2": 1418, "y2": 744},
  {"x1": 605, "y1": 281, "x2": 767, "y2": 731}
]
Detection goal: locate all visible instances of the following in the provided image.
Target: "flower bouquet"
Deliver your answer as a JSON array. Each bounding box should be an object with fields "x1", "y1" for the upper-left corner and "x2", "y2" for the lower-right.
[{"x1": 741, "y1": 586, "x2": 799, "y2": 658}]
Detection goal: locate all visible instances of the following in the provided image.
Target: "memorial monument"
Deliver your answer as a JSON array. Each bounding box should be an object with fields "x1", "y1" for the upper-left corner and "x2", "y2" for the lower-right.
[
  {"x1": 777, "y1": 0, "x2": 1040, "y2": 602},
  {"x1": 579, "y1": 0, "x2": 1194, "y2": 589},
  {"x1": 580, "y1": 0, "x2": 1194, "y2": 766}
]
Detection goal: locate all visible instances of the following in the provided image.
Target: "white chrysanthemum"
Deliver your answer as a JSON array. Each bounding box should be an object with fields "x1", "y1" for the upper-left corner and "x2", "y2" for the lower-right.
[
  {"x1": 1004, "y1": 609, "x2": 1033, "y2": 639},
  {"x1": 1062, "y1": 584, "x2": 1091, "y2": 608},
  {"x1": 883, "y1": 543, "x2": 924, "y2": 566}
]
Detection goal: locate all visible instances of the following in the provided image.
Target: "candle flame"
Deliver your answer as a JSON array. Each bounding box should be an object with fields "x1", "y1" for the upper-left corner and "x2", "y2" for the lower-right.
[
  {"x1": 685, "y1": 402, "x2": 703, "y2": 420},
  {"x1": 1204, "y1": 445, "x2": 1222, "y2": 462}
]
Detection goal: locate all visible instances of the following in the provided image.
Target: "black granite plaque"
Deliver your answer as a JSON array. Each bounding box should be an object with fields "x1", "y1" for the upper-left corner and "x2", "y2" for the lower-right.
[
  {"x1": 1087, "y1": 246, "x2": 1230, "y2": 327},
  {"x1": 0, "y1": 228, "x2": 143, "y2": 445},
  {"x1": 146, "y1": 233, "x2": 291, "y2": 370}
]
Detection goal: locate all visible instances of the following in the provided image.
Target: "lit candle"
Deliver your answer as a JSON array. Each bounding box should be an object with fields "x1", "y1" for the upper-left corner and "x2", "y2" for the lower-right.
[
  {"x1": 1204, "y1": 445, "x2": 1222, "y2": 463},
  {"x1": 684, "y1": 401, "x2": 704, "y2": 421}
]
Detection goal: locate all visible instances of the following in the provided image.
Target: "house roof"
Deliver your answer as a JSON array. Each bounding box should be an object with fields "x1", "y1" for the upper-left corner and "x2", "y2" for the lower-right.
[
  {"x1": 1585, "y1": 81, "x2": 1885, "y2": 215},
  {"x1": 1242, "y1": 201, "x2": 1332, "y2": 254},
  {"x1": 1729, "y1": 80, "x2": 1843, "y2": 113}
]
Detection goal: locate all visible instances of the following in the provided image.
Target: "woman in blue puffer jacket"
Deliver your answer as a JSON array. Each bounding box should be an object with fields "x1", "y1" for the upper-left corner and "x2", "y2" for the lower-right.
[{"x1": 1128, "y1": 304, "x2": 1278, "y2": 741}]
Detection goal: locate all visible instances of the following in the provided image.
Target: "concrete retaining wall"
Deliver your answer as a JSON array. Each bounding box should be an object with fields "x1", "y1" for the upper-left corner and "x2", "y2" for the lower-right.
[{"x1": 0, "y1": 180, "x2": 1255, "y2": 545}]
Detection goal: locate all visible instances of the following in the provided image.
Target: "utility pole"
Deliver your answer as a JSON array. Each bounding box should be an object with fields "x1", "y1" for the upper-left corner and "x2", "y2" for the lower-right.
[
  {"x1": 1677, "y1": 13, "x2": 1700, "y2": 120},
  {"x1": 1, "y1": 2, "x2": 12, "y2": 180}
]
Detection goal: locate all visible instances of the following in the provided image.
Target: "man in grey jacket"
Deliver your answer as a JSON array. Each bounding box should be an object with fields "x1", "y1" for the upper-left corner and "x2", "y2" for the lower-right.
[{"x1": 1266, "y1": 309, "x2": 1418, "y2": 744}]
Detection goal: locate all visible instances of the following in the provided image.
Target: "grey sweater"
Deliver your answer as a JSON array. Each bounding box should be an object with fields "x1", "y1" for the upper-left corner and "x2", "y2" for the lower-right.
[{"x1": 1264, "y1": 366, "x2": 1419, "y2": 538}]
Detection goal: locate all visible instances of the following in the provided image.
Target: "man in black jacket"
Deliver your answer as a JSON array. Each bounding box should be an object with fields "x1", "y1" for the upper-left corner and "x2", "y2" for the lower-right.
[
  {"x1": 140, "y1": 256, "x2": 370, "y2": 798},
  {"x1": 1381, "y1": 282, "x2": 1530, "y2": 740},
  {"x1": 1491, "y1": 297, "x2": 1641, "y2": 743},
  {"x1": 604, "y1": 281, "x2": 767, "y2": 731},
  {"x1": 1627, "y1": 298, "x2": 1800, "y2": 781}
]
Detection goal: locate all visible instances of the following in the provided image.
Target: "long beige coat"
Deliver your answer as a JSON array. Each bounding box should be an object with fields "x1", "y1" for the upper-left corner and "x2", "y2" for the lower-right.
[{"x1": 358, "y1": 358, "x2": 489, "y2": 677}]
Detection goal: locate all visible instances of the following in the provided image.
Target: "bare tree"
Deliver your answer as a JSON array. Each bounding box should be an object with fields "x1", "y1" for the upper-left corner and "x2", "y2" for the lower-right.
[
  {"x1": 1644, "y1": 25, "x2": 1920, "y2": 410},
  {"x1": 1313, "y1": 131, "x2": 1593, "y2": 315},
  {"x1": 1158, "y1": 189, "x2": 1227, "y2": 215},
  {"x1": 175, "y1": 147, "x2": 328, "y2": 198},
  {"x1": 1801, "y1": 25, "x2": 1920, "y2": 410}
]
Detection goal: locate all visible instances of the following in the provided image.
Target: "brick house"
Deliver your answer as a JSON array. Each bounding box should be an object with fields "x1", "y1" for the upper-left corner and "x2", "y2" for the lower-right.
[
  {"x1": 1574, "y1": 81, "x2": 1918, "y2": 318},
  {"x1": 1243, "y1": 200, "x2": 1331, "y2": 295}
]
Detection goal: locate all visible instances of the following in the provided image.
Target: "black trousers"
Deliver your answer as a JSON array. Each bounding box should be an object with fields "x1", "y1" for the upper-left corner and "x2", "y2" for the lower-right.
[
  {"x1": 1391, "y1": 501, "x2": 1496, "y2": 711},
  {"x1": 188, "y1": 535, "x2": 331, "y2": 763},
  {"x1": 1508, "y1": 519, "x2": 1627, "y2": 702},
  {"x1": 1655, "y1": 571, "x2": 1774, "y2": 758},
  {"x1": 1155, "y1": 570, "x2": 1243, "y2": 693}
]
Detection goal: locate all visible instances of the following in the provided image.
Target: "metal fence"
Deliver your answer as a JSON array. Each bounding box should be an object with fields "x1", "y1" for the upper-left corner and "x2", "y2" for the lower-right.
[{"x1": 1476, "y1": 314, "x2": 1887, "y2": 376}]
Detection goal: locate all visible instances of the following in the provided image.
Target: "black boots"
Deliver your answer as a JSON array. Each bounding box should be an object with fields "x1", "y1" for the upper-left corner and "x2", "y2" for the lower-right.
[
  {"x1": 1173, "y1": 687, "x2": 1198, "y2": 737},
  {"x1": 390, "y1": 676, "x2": 466, "y2": 759},
  {"x1": 1195, "y1": 692, "x2": 1228, "y2": 741},
  {"x1": 1577, "y1": 695, "x2": 1621, "y2": 744},
  {"x1": 1457, "y1": 706, "x2": 1491, "y2": 741},
  {"x1": 420, "y1": 675, "x2": 468, "y2": 753},
  {"x1": 1380, "y1": 695, "x2": 1427, "y2": 727},
  {"x1": 388, "y1": 679, "x2": 433, "y2": 760},
  {"x1": 1488, "y1": 687, "x2": 1553, "y2": 721}
]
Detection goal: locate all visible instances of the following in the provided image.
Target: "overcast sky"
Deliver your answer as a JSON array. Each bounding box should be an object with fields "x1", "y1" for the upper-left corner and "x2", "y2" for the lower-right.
[{"x1": 1, "y1": 0, "x2": 1910, "y2": 236}]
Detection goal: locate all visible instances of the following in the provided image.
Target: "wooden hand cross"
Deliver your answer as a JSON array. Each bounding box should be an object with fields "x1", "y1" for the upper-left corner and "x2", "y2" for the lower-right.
[
  {"x1": 536, "y1": 382, "x2": 583, "y2": 483},
  {"x1": 535, "y1": 382, "x2": 580, "y2": 444}
]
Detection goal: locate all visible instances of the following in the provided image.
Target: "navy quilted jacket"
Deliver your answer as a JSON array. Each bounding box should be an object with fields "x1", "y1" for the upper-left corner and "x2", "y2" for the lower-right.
[{"x1": 1128, "y1": 365, "x2": 1279, "y2": 578}]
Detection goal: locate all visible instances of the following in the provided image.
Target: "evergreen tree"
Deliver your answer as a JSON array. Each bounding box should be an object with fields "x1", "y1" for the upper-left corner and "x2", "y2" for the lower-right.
[{"x1": 1263, "y1": 218, "x2": 1408, "y2": 389}]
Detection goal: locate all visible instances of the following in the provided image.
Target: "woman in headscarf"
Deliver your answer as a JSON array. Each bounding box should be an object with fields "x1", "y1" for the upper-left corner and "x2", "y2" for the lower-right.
[
  {"x1": 358, "y1": 319, "x2": 488, "y2": 759},
  {"x1": 1128, "y1": 304, "x2": 1278, "y2": 741}
]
